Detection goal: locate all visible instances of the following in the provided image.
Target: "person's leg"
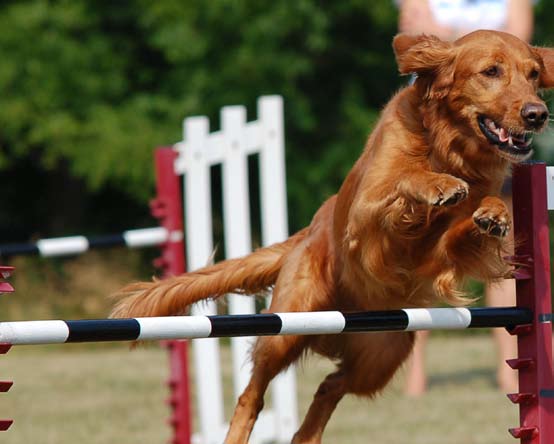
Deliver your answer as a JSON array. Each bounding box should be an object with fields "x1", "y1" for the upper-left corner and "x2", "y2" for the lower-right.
[
  {"x1": 404, "y1": 330, "x2": 429, "y2": 396},
  {"x1": 486, "y1": 190, "x2": 517, "y2": 392},
  {"x1": 486, "y1": 278, "x2": 518, "y2": 392}
]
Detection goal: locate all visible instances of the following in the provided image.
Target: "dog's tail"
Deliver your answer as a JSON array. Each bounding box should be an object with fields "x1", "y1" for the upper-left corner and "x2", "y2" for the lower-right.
[{"x1": 110, "y1": 228, "x2": 308, "y2": 319}]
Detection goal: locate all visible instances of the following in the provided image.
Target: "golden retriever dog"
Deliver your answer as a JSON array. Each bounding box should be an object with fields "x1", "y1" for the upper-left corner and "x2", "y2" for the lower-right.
[{"x1": 111, "y1": 30, "x2": 554, "y2": 443}]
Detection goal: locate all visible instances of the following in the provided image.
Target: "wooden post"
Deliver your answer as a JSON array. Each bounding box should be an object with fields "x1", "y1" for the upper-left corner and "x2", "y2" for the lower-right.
[
  {"x1": 152, "y1": 147, "x2": 191, "y2": 444},
  {"x1": 510, "y1": 162, "x2": 554, "y2": 443}
]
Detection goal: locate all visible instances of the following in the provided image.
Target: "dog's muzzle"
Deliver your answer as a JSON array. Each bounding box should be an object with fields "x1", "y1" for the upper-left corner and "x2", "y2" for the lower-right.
[{"x1": 478, "y1": 116, "x2": 534, "y2": 162}]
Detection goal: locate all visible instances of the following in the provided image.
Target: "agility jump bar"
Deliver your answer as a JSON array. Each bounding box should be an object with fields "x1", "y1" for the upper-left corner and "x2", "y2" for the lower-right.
[
  {"x1": 0, "y1": 307, "x2": 532, "y2": 346},
  {"x1": 0, "y1": 227, "x2": 183, "y2": 258}
]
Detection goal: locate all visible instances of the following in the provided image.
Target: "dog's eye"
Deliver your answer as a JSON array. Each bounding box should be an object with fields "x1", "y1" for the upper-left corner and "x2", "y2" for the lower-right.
[
  {"x1": 530, "y1": 69, "x2": 540, "y2": 80},
  {"x1": 482, "y1": 66, "x2": 500, "y2": 77}
]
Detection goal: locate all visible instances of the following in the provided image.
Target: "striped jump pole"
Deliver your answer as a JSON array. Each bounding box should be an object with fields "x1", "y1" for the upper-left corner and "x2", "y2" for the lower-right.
[
  {"x1": 0, "y1": 307, "x2": 533, "y2": 346},
  {"x1": 0, "y1": 227, "x2": 182, "y2": 258}
]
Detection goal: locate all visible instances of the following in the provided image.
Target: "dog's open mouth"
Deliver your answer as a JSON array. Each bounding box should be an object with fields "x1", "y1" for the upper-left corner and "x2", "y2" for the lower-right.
[{"x1": 478, "y1": 116, "x2": 534, "y2": 161}]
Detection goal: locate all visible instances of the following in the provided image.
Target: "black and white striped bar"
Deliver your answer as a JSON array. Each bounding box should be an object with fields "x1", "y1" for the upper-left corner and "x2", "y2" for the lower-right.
[
  {"x1": 0, "y1": 307, "x2": 532, "y2": 346},
  {"x1": 0, "y1": 227, "x2": 183, "y2": 258}
]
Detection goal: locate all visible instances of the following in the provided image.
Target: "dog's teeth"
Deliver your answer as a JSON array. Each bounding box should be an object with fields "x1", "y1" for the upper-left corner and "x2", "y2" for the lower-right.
[
  {"x1": 499, "y1": 128, "x2": 509, "y2": 142},
  {"x1": 519, "y1": 136, "x2": 533, "y2": 148},
  {"x1": 486, "y1": 119, "x2": 497, "y2": 130}
]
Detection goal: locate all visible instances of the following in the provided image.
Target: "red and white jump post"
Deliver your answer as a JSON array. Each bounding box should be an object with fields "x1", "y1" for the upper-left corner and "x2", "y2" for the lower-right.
[
  {"x1": 510, "y1": 163, "x2": 554, "y2": 443},
  {"x1": 151, "y1": 147, "x2": 191, "y2": 444},
  {"x1": 0, "y1": 266, "x2": 14, "y2": 432}
]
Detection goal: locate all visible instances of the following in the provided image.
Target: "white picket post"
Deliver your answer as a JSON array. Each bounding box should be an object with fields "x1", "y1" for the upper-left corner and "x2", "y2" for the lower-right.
[
  {"x1": 258, "y1": 95, "x2": 299, "y2": 441},
  {"x1": 174, "y1": 96, "x2": 298, "y2": 444},
  {"x1": 221, "y1": 105, "x2": 256, "y2": 400},
  {"x1": 177, "y1": 116, "x2": 226, "y2": 444},
  {"x1": 258, "y1": 96, "x2": 289, "y2": 243}
]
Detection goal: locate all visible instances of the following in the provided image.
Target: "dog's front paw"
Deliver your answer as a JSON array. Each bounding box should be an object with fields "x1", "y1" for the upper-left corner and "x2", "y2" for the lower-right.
[
  {"x1": 473, "y1": 200, "x2": 511, "y2": 238},
  {"x1": 429, "y1": 176, "x2": 469, "y2": 207}
]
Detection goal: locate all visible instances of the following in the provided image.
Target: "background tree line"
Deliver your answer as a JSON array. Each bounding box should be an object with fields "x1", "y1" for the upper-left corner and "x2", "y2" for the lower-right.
[{"x1": 1, "y1": 0, "x2": 554, "y2": 243}]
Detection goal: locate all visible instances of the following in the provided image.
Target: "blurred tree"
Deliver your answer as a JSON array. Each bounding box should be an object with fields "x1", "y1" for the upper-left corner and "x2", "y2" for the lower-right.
[
  {"x1": 0, "y1": 0, "x2": 402, "y2": 239},
  {"x1": 533, "y1": 0, "x2": 554, "y2": 163}
]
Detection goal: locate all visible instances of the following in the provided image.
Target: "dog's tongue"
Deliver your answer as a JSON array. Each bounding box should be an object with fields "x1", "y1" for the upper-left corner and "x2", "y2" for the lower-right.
[{"x1": 498, "y1": 127, "x2": 509, "y2": 143}]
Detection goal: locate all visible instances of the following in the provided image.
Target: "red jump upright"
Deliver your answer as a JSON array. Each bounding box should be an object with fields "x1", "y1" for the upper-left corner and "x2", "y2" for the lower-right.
[
  {"x1": 0, "y1": 266, "x2": 14, "y2": 431},
  {"x1": 152, "y1": 147, "x2": 191, "y2": 444},
  {"x1": 510, "y1": 162, "x2": 554, "y2": 443}
]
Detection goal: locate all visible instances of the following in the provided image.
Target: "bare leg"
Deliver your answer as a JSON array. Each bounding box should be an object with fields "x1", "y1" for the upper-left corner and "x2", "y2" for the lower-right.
[
  {"x1": 486, "y1": 279, "x2": 518, "y2": 392},
  {"x1": 404, "y1": 330, "x2": 429, "y2": 396},
  {"x1": 486, "y1": 192, "x2": 517, "y2": 392}
]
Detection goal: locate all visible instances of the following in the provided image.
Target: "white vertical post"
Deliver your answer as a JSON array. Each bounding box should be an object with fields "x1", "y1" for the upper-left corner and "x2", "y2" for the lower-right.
[
  {"x1": 258, "y1": 95, "x2": 299, "y2": 441},
  {"x1": 259, "y1": 96, "x2": 289, "y2": 244},
  {"x1": 221, "y1": 105, "x2": 256, "y2": 400},
  {"x1": 174, "y1": 96, "x2": 298, "y2": 444},
  {"x1": 179, "y1": 116, "x2": 226, "y2": 444}
]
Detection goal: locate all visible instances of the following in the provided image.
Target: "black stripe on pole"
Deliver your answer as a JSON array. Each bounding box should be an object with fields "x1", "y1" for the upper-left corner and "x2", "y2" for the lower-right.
[
  {"x1": 0, "y1": 243, "x2": 40, "y2": 257},
  {"x1": 66, "y1": 319, "x2": 141, "y2": 342},
  {"x1": 343, "y1": 311, "x2": 409, "y2": 332},
  {"x1": 208, "y1": 314, "x2": 282, "y2": 337},
  {"x1": 87, "y1": 234, "x2": 126, "y2": 249},
  {"x1": 468, "y1": 307, "x2": 533, "y2": 328}
]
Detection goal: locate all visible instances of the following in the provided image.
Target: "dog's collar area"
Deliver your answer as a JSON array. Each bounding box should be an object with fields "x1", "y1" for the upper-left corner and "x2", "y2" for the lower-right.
[{"x1": 477, "y1": 115, "x2": 534, "y2": 160}]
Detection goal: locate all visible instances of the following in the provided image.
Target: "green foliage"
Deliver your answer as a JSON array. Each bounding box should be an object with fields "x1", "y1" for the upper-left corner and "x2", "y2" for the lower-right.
[
  {"x1": 0, "y1": 0, "x2": 401, "y2": 236},
  {"x1": 0, "y1": 1, "x2": 178, "y2": 202}
]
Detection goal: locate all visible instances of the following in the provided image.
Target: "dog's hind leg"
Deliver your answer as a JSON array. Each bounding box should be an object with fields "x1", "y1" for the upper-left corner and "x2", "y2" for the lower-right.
[
  {"x1": 291, "y1": 370, "x2": 346, "y2": 444},
  {"x1": 224, "y1": 334, "x2": 307, "y2": 444},
  {"x1": 224, "y1": 229, "x2": 336, "y2": 444},
  {"x1": 292, "y1": 332, "x2": 415, "y2": 444}
]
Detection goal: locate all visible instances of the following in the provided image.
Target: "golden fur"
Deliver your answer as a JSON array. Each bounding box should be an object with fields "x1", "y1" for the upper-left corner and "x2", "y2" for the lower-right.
[{"x1": 111, "y1": 31, "x2": 554, "y2": 444}]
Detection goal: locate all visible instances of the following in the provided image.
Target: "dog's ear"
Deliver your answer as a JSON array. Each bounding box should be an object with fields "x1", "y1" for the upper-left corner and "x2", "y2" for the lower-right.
[
  {"x1": 393, "y1": 33, "x2": 456, "y2": 99},
  {"x1": 393, "y1": 34, "x2": 454, "y2": 74},
  {"x1": 533, "y1": 47, "x2": 554, "y2": 88}
]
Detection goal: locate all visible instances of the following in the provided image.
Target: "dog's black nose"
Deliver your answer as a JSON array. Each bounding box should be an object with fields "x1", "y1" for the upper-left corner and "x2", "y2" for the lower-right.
[{"x1": 521, "y1": 102, "x2": 549, "y2": 128}]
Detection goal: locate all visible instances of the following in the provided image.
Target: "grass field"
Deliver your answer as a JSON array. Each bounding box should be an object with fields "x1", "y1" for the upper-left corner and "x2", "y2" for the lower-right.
[{"x1": 1, "y1": 333, "x2": 518, "y2": 444}]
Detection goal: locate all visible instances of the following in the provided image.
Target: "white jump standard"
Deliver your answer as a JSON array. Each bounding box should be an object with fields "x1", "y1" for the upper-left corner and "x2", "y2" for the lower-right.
[{"x1": 0, "y1": 307, "x2": 533, "y2": 345}]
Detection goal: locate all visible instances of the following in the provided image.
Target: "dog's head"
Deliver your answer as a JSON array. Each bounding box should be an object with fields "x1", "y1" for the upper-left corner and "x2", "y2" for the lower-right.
[{"x1": 393, "y1": 30, "x2": 554, "y2": 163}]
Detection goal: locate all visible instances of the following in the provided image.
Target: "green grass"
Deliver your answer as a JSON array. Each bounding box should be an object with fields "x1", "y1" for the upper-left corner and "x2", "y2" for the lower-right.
[{"x1": 1, "y1": 334, "x2": 518, "y2": 444}]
